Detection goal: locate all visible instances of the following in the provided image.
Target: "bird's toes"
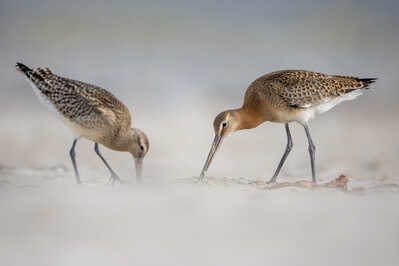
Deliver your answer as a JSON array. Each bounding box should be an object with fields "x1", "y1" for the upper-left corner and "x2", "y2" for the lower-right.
[{"x1": 195, "y1": 176, "x2": 209, "y2": 183}]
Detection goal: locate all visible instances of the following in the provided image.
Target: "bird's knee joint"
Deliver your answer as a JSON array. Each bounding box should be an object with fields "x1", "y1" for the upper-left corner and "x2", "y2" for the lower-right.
[
  {"x1": 308, "y1": 144, "x2": 316, "y2": 152},
  {"x1": 287, "y1": 141, "x2": 293, "y2": 151},
  {"x1": 287, "y1": 140, "x2": 294, "y2": 149},
  {"x1": 94, "y1": 145, "x2": 100, "y2": 154}
]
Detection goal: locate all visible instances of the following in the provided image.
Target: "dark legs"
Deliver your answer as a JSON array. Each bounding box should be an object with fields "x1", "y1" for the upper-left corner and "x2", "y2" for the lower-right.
[
  {"x1": 303, "y1": 124, "x2": 316, "y2": 183},
  {"x1": 267, "y1": 123, "x2": 293, "y2": 184},
  {"x1": 69, "y1": 138, "x2": 81, "y2": 184},
  {"x1": 267, "y1": 123, "x2": 317, "y2": 184},
  {"x1": 94, "y1": 143, "x2": 121, "y2": 184}
]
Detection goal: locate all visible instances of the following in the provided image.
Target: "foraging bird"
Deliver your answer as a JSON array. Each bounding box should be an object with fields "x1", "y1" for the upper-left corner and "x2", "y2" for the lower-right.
[
  {"x1": 16, "y1": 62, "x2": 149, "y2": 184},
  {"x1": 200, "y1": 70, "x2": 376, "y2": 183}
]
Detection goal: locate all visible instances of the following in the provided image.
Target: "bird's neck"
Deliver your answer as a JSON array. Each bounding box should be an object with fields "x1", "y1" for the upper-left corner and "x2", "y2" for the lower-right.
[
  {"x1": 101, "y1": 130, "x2": 132, "y2": 152},
  {"x1": 233, "y1": 107, "x2": 265, "y2": 131}
]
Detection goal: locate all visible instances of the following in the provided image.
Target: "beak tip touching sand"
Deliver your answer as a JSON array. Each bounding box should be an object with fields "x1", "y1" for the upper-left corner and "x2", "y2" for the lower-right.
[
  {"x1": 200, "y1": 135, "x2": 223, "y2": 181},
  {"x1": 199, "y1": 170, "x2": 206, "y2": 180},
  {"x1": 135, "y1": 158, "x2": 143, "y2": 181}
]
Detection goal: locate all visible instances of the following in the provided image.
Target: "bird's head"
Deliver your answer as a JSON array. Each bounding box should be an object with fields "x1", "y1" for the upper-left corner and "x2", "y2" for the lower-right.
[
  {"x1": 200, "y1": 110, "x2": 240, "y2": 179},
  {"x1": 213, "y1": 110, "x2": 240, "y2": 138},
  {"x1": 128, "y1": 128, "x2": 149, "y2": 180}
]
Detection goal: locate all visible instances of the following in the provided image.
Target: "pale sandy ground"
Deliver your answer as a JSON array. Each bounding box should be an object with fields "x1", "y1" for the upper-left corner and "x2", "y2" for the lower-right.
[{"x1": 0, "y1": 106, "x2": 398, "y2": 266}]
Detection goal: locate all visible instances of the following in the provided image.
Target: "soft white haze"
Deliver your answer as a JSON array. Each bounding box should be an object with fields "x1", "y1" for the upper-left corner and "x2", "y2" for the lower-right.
[{"x1": 0, "y1": 1, "x2": 398, "y2": 265}]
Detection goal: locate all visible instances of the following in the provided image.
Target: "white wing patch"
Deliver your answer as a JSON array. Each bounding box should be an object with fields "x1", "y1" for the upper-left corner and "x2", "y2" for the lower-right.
[
  {"x1": 295, "y1": 90, "x2": 363, "y2": 124},
  {"x1": 313, "y1": 90, "x2": 363, "y2": 114}
]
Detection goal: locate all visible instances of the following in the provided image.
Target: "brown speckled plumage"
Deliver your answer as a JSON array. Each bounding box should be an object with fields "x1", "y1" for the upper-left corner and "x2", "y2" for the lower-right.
[
  {"x1": 246, "y1": 70, "x2": 375, "y2": 110},
  {"x1": 201, "y1": 69, "x2": 376, "y2": 183},
  {"x1": 18, "y1": 64, "x2": 131, "y2": 138},
  {"x1": 16, "y1": 62, "x2": 149, "y2": 183}
]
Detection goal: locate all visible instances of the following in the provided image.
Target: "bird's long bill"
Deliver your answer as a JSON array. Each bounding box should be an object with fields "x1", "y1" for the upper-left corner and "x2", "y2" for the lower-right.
[
  {"x1": 200, "y1": 135, "x2": 223, "y2": 178},
  {"x1": 135, "y1": 158, "x2": 143, "y2": 181}
]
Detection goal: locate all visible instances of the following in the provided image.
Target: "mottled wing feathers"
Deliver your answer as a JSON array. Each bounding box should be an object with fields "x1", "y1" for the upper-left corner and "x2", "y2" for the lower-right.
[
  {"x1": 16, "y1": 63, "x2": 131, "y2": 130},
  {"x1": 36, "y1": 67, "x2": 53, "y2": 76},
  {"x1": 261, "y1": 70, "x2": 376, "y2": 108}
]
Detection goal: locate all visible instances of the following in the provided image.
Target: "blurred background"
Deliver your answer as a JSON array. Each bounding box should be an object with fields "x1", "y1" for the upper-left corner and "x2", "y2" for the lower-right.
[
  {"x1": 0, "y1": 0, "x2": 398, "y2": 180},
  {"x1": 1, "y1": 1, "x2": 399, "y2": 266}
]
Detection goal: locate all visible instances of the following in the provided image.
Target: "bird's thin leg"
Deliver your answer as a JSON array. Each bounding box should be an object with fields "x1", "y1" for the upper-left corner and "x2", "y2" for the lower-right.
[
  {"x1": 303, "y1": 124, "x2": 316, "y2": 183},
  {"x1": 267, "y1": 123, "x2": 293, "y2": 184},
  {"x1": 69, "y1": 138, "x2": 81, "y2": 184},
  {"x1": 94, "y1": 143, "x2": 121, "y2": 184}
]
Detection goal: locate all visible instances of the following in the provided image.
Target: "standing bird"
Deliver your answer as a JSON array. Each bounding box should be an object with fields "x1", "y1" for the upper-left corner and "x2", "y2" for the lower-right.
[
  {"x1": 200, "y1": 70, "x2": 376, "y2": 183},
  {"x1": 15, "y1": 62, "x2": 149, "y2": 184}
]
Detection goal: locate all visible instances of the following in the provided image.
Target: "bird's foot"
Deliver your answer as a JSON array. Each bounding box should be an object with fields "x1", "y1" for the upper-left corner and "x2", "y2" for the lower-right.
[
  {"x1": 195, "y1": 174, "x2": 208, "y2": 183},
  {"x1": 75, "y1": 177, "x2": 82, "y2": 185},
  {"x1": 266, "y1": 177, "x2": 277, "y2": 185},
  {"x1": 107, "y1": 173, "x2": 124, "y2": 185}
]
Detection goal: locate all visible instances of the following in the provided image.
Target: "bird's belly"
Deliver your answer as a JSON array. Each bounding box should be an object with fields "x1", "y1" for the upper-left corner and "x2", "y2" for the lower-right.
[
  {"x1": 64, "y1": 119, "x2": 105, "y2": 142},
  {"x1": 292, "y1": 108, "x2": 316, "y2": 124},
  {"x1": 268, "y1": 108, "x2": 317, "y2": 124},
  {"x1": 269, "y1": 108, "x2": 303, "y2": 123}
]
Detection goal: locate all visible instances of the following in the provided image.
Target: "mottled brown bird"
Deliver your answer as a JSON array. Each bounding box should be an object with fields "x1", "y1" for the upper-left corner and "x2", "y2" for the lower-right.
[
  {"x1": 200, "y1": 70, "x2": 376, "y2": 183},
  {"x1": 16, "y1": 62, "x2": 149, "y2": 184}
]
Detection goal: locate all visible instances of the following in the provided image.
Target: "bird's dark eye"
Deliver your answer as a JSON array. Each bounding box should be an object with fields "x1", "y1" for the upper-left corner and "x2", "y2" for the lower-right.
[
  {"x1": 140, "y1": 145, "x2": 145, "y2": 151},
  {"x1": 222, "y1": 122, "x2": 227, "y2": 128}
]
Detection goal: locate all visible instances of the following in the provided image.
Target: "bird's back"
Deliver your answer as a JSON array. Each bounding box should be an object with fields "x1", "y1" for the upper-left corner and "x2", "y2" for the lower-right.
[
  {"x1": 244, "y1": 70, "x2": 376, "y2": 109},
  {"x1": 16, "y1": 63, "x2": 132, "y2": 140}
]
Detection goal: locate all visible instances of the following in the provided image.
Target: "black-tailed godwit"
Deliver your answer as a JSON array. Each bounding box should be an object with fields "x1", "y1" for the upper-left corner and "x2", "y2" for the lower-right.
[{"x1": 200, "y1": 70, "x2": 376, "y2": 183}]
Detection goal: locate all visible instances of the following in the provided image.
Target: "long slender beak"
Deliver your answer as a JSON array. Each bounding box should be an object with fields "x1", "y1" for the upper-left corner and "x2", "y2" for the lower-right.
[
  {"x1": 200, "y1": 135, "x2": 223, "y2": 179},
  {"x1": 135, "y1": 158, "x2": 143, "y2": 181}
]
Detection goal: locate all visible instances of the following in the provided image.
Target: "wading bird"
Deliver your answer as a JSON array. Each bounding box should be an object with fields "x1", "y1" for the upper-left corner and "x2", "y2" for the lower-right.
[
  {"x1": 16, "y1": 62, "x2": 149, "y2": 184},
  {"x1": 200, "y1": 70, "x2": 376, "y2": 183}
]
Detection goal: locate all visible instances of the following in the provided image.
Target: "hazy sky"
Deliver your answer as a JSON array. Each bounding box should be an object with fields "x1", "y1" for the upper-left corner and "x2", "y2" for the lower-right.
[{"x1": 1, "y1": 0, "x2": 398, "y2": 110}]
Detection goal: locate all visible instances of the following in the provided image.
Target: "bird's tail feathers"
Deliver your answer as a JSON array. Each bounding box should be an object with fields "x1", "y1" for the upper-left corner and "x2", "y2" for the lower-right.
[
  {"x1": 357, "y1": 78, "x2": 377, "y2": 89},
  {"x1": 15, "y1": 62, "x2": 45, "y2": 82},
  {"x1": 15, "y1": 62, "x2": 33, "y2": 76}
]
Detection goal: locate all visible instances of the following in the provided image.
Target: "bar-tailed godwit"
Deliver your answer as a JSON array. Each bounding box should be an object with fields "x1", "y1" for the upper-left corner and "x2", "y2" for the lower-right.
[
  {"x1": 200, "y1": 70, "x2": 376, "y2": 183},
  {"x1": 16, "y1": 62, "x2": 149, "y2": 184}
]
